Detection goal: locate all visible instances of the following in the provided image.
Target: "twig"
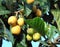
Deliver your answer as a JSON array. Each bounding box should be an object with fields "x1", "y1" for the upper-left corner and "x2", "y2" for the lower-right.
[{"x1": 54, "y1": 36, "x2": 60, "y2": 44}]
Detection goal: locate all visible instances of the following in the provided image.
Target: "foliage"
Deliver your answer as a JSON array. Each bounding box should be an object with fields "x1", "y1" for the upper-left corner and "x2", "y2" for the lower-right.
[{"x1": 0, "y1": 0, "x2": 60, "y2": 47}]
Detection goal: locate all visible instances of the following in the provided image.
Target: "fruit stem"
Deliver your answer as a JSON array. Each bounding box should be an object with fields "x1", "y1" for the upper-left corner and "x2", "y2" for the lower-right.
[{"x1": 14, "y1": 11, "x2": 18, "y2": 17}]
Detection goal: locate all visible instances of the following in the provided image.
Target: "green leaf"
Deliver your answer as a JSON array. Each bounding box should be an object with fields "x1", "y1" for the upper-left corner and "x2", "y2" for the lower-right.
[
  {"x1": 0, "y1": 10, "x2": 11, "y2": 15},
  {"x1": 44, "y1": 22, "x2": 49, "y2": 35},
  {"x1": 37, "y1": 0, "x2": 50, "y2": 14},
  {"x1": 4, "y1": 29, "x2": 14, "y2": 44},
  {"x1": 0, "y1": 0, "x2": 2, "y2": 6},
  {"x1": 0, "y1": 6, "x2": 6, "y2": 10},
  {"x1": 0, "y1": 1, "x2": 11, "y2": 15},
  {"x1": 19, "y1": 5, "x2": 24, "y2": 10},
  {"x1": 16, "y1": 34, "x2": 27, "y2": 47},
  {"x1": 52, "y1": 10, "x2": 60, "y2": 32},
  {"x1": 0, "y1": 19, "x2": 14, "y2": 44},
  {"x1": 0, "y1": 19, "x2": 5, "y2": 34},
  {"x1": 46, "y1": 25, "x2": 58, "y2": 40},
  {"x1": 17, "y1": 43, "x2": 25, "y2": 47},
  {"x1": 19, "y1": 4, "x2": 32, "y2": 17},
  {"x1": 25, "y1": 7, "x2": 32, "y2": 17},
  {"x1": 20, "y1": 34, "x2": 27, "y2": 47}
]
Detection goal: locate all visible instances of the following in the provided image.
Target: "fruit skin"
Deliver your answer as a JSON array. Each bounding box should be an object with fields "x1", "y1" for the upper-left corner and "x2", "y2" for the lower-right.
[
  {"x1": 27, "y1": 28, "x2": 34, "y2": 35},
  {"x1": 26, "y1": 0, "x2": 34, "y2": 4},
  {"x1": 11, "y1": 25, "x2": 21, "y2": 35},
  {"x1": 26, "y1": 34, "x2": 32, "y2": 41},
  {"x1": 33, "y1": 33, "x2": 41, "y2": 41},
  {"x1": 32, "y1": 6, "x2": 37, "y2": 12},
  {"x1": 36, "y1": 9, "x2": 42, "y2": 17},
  {"x1": 17, "y1": 17, "x2": 24, "y2": 26},
  {"x1": 8, "y1": 16, "x2": 17, "y2": 26}
]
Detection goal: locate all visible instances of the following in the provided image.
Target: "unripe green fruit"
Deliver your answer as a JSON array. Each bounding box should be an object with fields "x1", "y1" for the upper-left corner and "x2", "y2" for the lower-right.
[{"x1": 27, "y1": 28, "x2": 34, "y2": 35}]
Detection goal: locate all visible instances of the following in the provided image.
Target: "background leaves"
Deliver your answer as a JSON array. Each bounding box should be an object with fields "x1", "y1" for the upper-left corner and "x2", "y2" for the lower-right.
[{"x1": 0, "y1": 0, "x2": 60, "y2": 47}]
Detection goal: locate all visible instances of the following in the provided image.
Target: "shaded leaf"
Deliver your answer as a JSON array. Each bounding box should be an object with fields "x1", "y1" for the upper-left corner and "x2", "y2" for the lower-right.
[
  {"x1": 0, "y1": 0, "x2": 2, "y2": 6},
  {"x1": 0, "y1": 10, "x2": 11, "y2": 15},
  {"x1": 0, "y1": 19, "x2": 14, "y2": 44},
  {"x1": 25, "y1": 7, "x2": 32, "y2": 17},
  {"x1": 17, "y1": 43, "x2": 25, "y2": 47},
  {"x1": 4, "y1": 29, "x2": 14, "y2": 44},
  {"x1": 0, "y1": 19, "x2": 5, "y2": 34},
  {"x1": 16, "y1": 34, "x2": 27, "y2": 47}
]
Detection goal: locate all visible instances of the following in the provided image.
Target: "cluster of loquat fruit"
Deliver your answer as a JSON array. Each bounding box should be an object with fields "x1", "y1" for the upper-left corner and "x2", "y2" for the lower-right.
[
  {"x1": 8, "y1": 15, "x2": 24, "y2": 35},
  {"x1": 26, "y1": 28, "x2": 41, "y2": 41}
]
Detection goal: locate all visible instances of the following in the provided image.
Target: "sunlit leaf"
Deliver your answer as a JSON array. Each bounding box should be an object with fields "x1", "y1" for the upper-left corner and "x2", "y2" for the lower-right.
[
  {"x1": 46, "y1": 25, "x2": 59, "y2": 40},
  {"x1": 19, "y1": 5, "x2": 24, "y2": 10}
]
